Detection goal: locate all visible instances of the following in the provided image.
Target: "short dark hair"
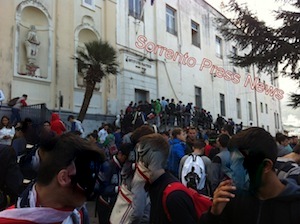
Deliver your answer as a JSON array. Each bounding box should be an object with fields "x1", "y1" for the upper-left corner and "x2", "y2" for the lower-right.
[
  {"x1": 130, "y1": 125, "x2": 155, "y2": 145},
  {"x1": 277, "y1": 134, "x2": 288, "y2": 144},
  {"x1": 67, "y1": 115, "x2": 75, "y2": 121},
  {"x1": 37, "y1": 133, "x2": 103, "y2": 186},
  {"x1": 22, "y1": 94, "x2": 28, "y2": 98},
  {"x1": 218, "y1": 134, "x2": 230, "y2": 148},
  {"x1": 228, "y1": 127, "x2": 278, "y2": 166},
  {"x1": 118, "y1": 143, "x2": 134, "y2": 157},
  {"x1": 193, "y1": 139, "x2": 206, "y2": 149},
  {"x1": 172, "y1": 128, "x2": 183, "y2": 138},
  {"x1": 293, "y1": 144, "x2": 300, "y2": 154}
]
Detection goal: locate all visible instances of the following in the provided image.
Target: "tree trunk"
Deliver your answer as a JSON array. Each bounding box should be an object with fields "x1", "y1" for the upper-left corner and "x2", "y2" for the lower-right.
[{"x1": 78, "y1": 81, "x2": 96, "y2": 122}]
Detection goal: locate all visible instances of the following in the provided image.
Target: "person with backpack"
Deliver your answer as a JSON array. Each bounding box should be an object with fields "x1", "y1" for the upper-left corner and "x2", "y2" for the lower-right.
[
  {"x1": 209, "y1": 134, "x2": 231, "y2": 192},
  {"x1": 138, "y1": 133, "x2": 211, "y2": 224},
  {"x1": 179, "y1": 140, "x2": 211, "y2": 196},
  {"x1": 200, "y1": 127, "x2": 300, "y2": 224},
  {"x1": 10, "y1": 94, "x2": 27, "y2": 125}
]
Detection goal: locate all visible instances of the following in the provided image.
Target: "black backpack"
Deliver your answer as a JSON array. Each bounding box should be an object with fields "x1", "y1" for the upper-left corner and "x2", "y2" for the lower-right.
[{"x1": 7, "y1": 97, "x2": 20, "y2": 107}]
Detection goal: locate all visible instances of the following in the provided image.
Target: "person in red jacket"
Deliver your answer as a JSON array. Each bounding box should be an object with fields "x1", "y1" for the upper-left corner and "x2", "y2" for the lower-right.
[{"x1": 50, "y1": 113, "x2": 66, "y2": 135}]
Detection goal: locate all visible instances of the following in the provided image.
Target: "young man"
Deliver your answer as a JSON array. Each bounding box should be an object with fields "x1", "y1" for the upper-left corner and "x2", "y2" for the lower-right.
[
  {"x1": 98, "y1": 124, "x2": 109, "y2": 144},
  {"x1": 179, "y1": 139, "x2": 211, "y2": 195},
  {"x1": 138, "y1": 133, "x2": 199, "y2": 223},
  {"x1": 200, "y1": 127, "x2": 300, "y2": 224},
  {"x1": 185, "y1": 127, "x2": 199, "y2": 154},
  {"x1": 67, "y1": 115, "x2": 84, "y2": 137},
  {"x1": 166, "y1": 128, "x2": 186, "y2": 178},
  {"x1": 10, "y1": 94, "x2": 28, "y2": 125},
  {"x1": 209, "y1": 134, "x2": 231, "y2": 192},
  {"x1": 0, "y1": 133, "x2": 103, "y2": 223},
  {"x1": 97, "y1": 143, "x2": 132, "y2": 224}
]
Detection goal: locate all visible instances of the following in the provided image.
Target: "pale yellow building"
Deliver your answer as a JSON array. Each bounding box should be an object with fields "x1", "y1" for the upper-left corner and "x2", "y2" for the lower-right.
[{"x1": 0, "y1": 0, "x2": 118, "y2": 115}]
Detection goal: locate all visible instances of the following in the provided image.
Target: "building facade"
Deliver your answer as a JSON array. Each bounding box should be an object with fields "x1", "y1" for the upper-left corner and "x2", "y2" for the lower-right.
[
  {"x1": 116, "y1": 0, "x2": 283, "y2": 134},
  {"x1": 0, "y1": 0, "x2": 283, "y2": 134},
  {"x1": 0, "y1": 0, "x2": 118, "y2": 116}
]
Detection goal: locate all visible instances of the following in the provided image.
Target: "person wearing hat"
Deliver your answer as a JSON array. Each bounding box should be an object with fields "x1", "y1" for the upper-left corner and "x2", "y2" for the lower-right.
[
  {"x1": 0, "y1": 133, "x2": 103, "y2": 224},
  {"x1": 200, "y1": 127, "x2": 300, "y2": 224}
]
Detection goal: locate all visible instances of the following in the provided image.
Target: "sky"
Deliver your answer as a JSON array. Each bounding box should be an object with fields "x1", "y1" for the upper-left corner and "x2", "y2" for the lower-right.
[{"x1": 206, "y1": 0, "x2": 300, "y2": 134}]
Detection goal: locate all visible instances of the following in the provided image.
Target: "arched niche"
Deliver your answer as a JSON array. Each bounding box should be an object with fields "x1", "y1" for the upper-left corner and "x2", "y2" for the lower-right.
[{"x1": 15, "y1": 1, "x2": 52, "y2": 80}]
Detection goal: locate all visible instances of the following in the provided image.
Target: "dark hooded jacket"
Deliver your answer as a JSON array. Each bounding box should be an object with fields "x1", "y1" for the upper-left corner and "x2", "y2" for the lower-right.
[{"x1": 200, "y1": 179, "x2": 300, "y2": 224}]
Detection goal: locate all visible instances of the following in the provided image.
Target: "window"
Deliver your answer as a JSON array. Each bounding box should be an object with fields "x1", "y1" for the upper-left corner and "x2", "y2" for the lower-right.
[
  {"x1": 195, "y1": 87, "x2": 202, "y2": 109},
  {"x1": 129, "y1": 0, "x2": 143, "y2": 19},
  {"x1": 265, "y1": 104, "x2": 268, "y2": 114},
  {"x1": 166, "y1": 5, "x2": 177, "y2": 35},
  {"x1": 215, "y1": 36, "x2": 223, "y2": 58},
  {"x1": 276, "y1": 113, "x2": 280, "y2": 129},
  {"x1": 236, "y1": 98, "x2": 241, "y2": 119},
  {"x1": 191, "y1": 20, "x2": 200, "y2": 47},
  {"x1": 260, "y1": 102, "x2": 263, "y2": 113},
  {"x1": 274, "y1": 112, "x2": 278, "y2": 129},
  {"x1": 248, "y1": 101, "x2": 253, "y2": 120},
  {"x1": 220, "y1": 93, "x2": 226, "y2": 116},
  {"x1": 267, "y1": 125, "x2": 270, "y2": 132},
  {"x1": 82, "y1": 0, "x2": 95, "y2": 10}
]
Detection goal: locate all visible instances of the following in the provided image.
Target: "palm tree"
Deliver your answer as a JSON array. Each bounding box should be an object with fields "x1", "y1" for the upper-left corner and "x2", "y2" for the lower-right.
[{"x1": 75, "y1": 40, "x2": 118, "y2": 121}]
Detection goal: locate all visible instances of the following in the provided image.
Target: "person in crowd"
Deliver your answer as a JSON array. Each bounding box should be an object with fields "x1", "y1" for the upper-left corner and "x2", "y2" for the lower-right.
[
  {"x1": 221, "y1": 124, "x2": 233, "y2": 136},
  {"x1": 138, "y1": 133, "x2": 199, "y2": 223},
  {"x1": 42, "y1": 120, "x2": 51, "y2": 131},
  {"x1": 0, "y1": 116, "x2": 15, "y2": 145},
  {"x1": 87, "y1": 132, "x2": 102, "y2": 149},
  {"x1": 0, "y1": 133, "x2": 103, "y2": 223},
  {"x1": 200, "y1": 127, "x2": 300, "y2": 224},
  {"x1": 168, "y1": 98, "x2": 176, "y2": 127},
  {"x1": 50, "y1": 112, "x2": 66, "y2": 135},
  {"x1": 179, "y1": 139, "x2": 212, "y2": 196},
  {"x1": 0, "y1": 144, "x2": 23, "y2": 211},
  {"x1": 185, "y1": 126, "x2": 199, "y2": 154},
  {"x1": 67, "y1": 115, "x2": 84, "y2": 137},
  {"x1": 23, "y1": 117, "x2": 39, "y2": 145},
  {"x1": 10, "y1": 94, "x2": 28, "y2": 125},
  {"x1": 276, "y1": 133, "x2": 293, "y2": 156},
  {"x1": 113, "y1": 127, "x2": 122, "y2": 150},
  {"x1": 119, "y1": 125, "x2": 155, "y2": 224},
  {"x1": 209, "y1": 134, "x2": 231, "y2": 192},
  {"x1": 11, "y1": 122, "x2": 27, "y2": 156},
  {"x1": 97, "y1": 143, "x2": 132, "y2": 224},
  {"x1": 166, "y1": 128, "x2": 187, "y2": 178},
  {"x1": 98, "y1": 124, "x2": 109, "y2": 144},
  {"x1": 276, "y1": 143, "x2": 300, "y2": 183},
  {"x1": 289, "y1": 136, "x2": 299, "y2": 148}
]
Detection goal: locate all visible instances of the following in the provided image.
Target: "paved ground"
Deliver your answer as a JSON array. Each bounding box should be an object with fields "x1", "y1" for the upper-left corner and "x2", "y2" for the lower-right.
[{"x1": 86, "y1": 201, "x2": 98, "y2": 224}]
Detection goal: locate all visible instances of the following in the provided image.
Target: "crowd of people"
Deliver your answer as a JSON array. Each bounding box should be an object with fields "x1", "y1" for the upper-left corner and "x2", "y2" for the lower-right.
[{"x1": 0, "y1": 95, "x2": 300, "y2": 223}]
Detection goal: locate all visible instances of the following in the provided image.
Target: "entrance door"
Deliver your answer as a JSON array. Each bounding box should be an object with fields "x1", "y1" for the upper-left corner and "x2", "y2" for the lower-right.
[{"x1": 135, "y1": 89, "x2": 149, "y2": 103}]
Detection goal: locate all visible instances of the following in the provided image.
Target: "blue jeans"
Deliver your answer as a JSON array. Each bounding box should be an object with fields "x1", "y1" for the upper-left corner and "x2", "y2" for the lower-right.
[{"x1": 11, "y1": 108, "x2": 21, "y2": 125}]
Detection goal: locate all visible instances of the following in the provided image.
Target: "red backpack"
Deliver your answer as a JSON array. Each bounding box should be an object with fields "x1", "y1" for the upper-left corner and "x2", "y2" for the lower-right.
[{"x1": 162, "y1": 182, "x2": 212, "y2": 221}]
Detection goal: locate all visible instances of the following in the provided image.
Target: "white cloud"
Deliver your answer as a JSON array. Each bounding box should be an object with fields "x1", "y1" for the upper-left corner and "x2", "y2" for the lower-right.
[{"x1": 283, "y1": 114, "x2": 300, "y2": 127}]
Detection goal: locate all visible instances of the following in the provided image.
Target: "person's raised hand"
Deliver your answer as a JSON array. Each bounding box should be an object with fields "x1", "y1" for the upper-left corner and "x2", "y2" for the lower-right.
[{"x1": 210, "y1": 179, "x2": 236, "y2": 215}]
